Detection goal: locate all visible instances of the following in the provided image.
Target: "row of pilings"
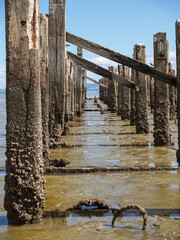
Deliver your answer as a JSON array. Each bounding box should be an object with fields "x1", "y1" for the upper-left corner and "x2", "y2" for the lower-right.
[
  {"x1": 99, "y1": 37, "x2": 177, "y2": 146},
  {"x1": 4, "y1": 0, "x2": 86, "y2": 224},
  {"x1": 4, "y1": 0, "x2": 180, "y2": 226}
]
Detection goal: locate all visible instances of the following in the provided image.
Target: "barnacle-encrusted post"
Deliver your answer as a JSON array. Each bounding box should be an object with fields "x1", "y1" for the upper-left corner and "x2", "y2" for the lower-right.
[{"x1": 5, "y1": 0, "x2": 46, "y2": 224}]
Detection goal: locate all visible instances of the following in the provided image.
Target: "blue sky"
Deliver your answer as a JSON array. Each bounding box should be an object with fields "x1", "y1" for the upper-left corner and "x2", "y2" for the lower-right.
[{"x1": 1, "y1": 0, "x2": 180, "y2": 88}]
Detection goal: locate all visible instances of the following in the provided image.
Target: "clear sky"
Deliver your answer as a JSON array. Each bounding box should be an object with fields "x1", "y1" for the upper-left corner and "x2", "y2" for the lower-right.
[{"x1": 1, "y1": 0, "x2": 180, "y2": 88}]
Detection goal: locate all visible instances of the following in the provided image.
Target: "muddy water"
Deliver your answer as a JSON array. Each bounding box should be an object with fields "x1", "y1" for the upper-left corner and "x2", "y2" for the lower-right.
[{"x1": 1, "y1": 99, "x2": 180, "y2": 239}]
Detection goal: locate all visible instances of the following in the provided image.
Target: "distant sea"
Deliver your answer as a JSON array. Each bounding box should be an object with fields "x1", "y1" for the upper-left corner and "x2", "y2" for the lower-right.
[{"x1": 86, "y1": 83, "x2": 99, "y2": 98}]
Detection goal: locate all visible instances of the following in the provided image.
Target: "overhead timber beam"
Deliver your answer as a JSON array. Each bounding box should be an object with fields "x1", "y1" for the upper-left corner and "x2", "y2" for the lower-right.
[
  {"x1": 85, "y1": 76, "x2": 108, "y2": 89},
  {"x1": 67, "y1": 51, "x2": 135, "y2": 89},
  {"x1": 66, "y1": 32, "x2": 177, "y2": 87}
]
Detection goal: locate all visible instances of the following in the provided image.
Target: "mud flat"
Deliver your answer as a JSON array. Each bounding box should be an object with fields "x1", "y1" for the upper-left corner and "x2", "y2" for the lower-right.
[{"x1": 0, "y1": 99, "x2": 180, "y2": 239}]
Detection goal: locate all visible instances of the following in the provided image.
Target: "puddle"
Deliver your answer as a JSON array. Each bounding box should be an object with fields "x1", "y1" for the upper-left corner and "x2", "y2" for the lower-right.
[{"x1": 149, "y1": 163, "x2": 155, "y2": 167}]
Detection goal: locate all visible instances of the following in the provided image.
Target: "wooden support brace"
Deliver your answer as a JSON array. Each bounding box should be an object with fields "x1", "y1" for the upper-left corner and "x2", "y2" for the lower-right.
[
  {"x1": 67, "y1": 51, "x2": 135, "y2": 89},
  {"x1": 86, "y1": 76, "x2": 108, "y2": 89},
  {"x1": 66, "y1": 32, "x2": 177, "y2": 87}
]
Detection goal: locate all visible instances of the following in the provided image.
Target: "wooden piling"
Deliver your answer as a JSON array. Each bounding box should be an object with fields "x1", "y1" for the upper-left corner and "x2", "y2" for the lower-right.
[
  {"x1": 49, "y1": 0, "x2": 66, "y2": 141},
  {"x1": 149, "y1": 77, "x2": 154, "y2": 112},
  {"x1": 176, "y1": 20, "x2": 180, "y2": 162},
  {"x1": 40, "y1": 13, "x2": 49, "y2": 167},
  {"x1": 108, "y1": 66, "x2": 118, "y2": 113},
  {"x1": 130, "y1": 55, "x2": 136, "y2": 126},
  {"x1": 168, "y1": 62, "x2": 176, "y2": 120},
  {"x1": 117, "y1": 64, "x2": 123, "y2": 116},
  {"x1": 134, "y1": 44, "x2": 149, "y2": 133},
  {"x1": 121, "y1": 66, "x2": 130, "y2": 120},
  {"x1": 76, "y1": 47, "x2": 83, "y2": 116},
  {"x1": 82, "y1": 69, "x2": 86, "y2": 107},
  {"x1": 153, "y1": 33, "x2": 170, "y2": 146},
  {"x1": 4, "y1": 0, "x2": 46, "y2": 224}
]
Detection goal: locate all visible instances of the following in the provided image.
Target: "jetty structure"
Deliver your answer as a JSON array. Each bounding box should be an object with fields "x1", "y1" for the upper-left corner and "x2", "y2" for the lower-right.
[{"x1": 4, "y1": 0, "x2": 180, "y2": 224}]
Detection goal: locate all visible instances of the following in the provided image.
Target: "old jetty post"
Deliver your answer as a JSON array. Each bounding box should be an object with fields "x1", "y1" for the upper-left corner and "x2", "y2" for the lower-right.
[
  {"x1": 130, "y1": 56, "x2": 136, "y2": 126},
  {"x1": 40, "y1": 13, "x2": 49, "y2": 167},
  {"x1": 117, "y1": 64, "x2": 123, "y2": 116},
  {"x1": 4, "y1": 0, "x2": 46, "y2": 224},
  {"x1": 108, "y1": 66, "x2": 118, "y2": 112},
  {"x1": 168, "y1": 62, "x2": 176, "y2": 120},
  {"x1": 76, "y1": 47, "x2": 83, "y2": 116},
  {"x1": 121, "y1": 65, "x2": 130, "y2": 120},
  {"x1": 49, "y1": 0, "x2": 66, "y2": 140},
  {"x1": 153, "y1": 33, "x2": 170, "y2": 146},
  {"x1": 176, "y1": 20, "x2": 180, "y2": 162},
  {"x1": 134, "y1": 44, "x2": 149, "y2": 133},
  {"x1": 149, "y1": 77, "x2": 154, "y2": 112}
]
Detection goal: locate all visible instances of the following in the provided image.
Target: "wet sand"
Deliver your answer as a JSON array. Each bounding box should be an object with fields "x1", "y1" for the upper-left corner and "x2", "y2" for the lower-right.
[{"x1": 1, "y1": 99, "x2": 180, "y2": 240}]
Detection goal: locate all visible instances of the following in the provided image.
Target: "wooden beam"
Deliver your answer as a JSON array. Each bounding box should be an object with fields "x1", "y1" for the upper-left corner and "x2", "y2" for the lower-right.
[
  {"x1": 66, "y1": 32, "x2": 177, "y2": 87},
  {"x1": 85, "y1": 76, "x2": 108, "y2": 89},
  {"x1": 67, "y1": 51, "x2": 135, "y2": 89}
]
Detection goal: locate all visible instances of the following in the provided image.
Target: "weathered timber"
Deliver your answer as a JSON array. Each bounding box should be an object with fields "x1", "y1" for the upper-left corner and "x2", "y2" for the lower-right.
[
  {"x1": 134, "y1": 44, "x2": 149, "y2": 133},
  {"x1": 121, "y1": 65, "x2": 130, "y2": 120},
  {"x1": 117, "y1": 64, "x2": 123, "y2": 116},
  {"x1": 64, "y1": 55, "x2": 71, "y2": 135},
  {"x1": 66, "y1": 57, "x2": 75, "y2": 120},
  {"x1": 49, "y1": 0, "x2": 66, "y2": 141},
  {"x1": 176, "y1": 20, "x2": 180, "y2": 162},
  {"x1": 168, "y1": 62, "x2": 176, "y2": 120},
  {"x1": 82, "y1": 69, "x2": 87, "y2": 107},
  {"x1": 40, "y1": 13, "x2": 50, "y2": 167},
  {"x1": 76, "y1": 47, "x2": 83, "y2": 116},
  {"x1": 45, "y1": 166, "x2": 179, "y2": 174},
  {"x1": 130, "y1": 65, "x2": 136, "y2": 125},
  {"x1": 67, "y1": 51, "x2": 135, "y2": 89},
  {"x1": 153, "y1": 33, "x2": 170, "y2": 146},
  {"x1": 108, "y1": 66, "x2": 118, "y2": 112},
  {"x1": 66, "y1": 32, "x2": 177, "y2": 87},
  {"x1": 4, "y1": 0, "x2": 46, "y2": 224},
  {"x1": 149, "y1": 77, "x2": 154, "y2": 112},
  {"x1": 86, "y1": 76, "x2": 108, "y2": 89}
]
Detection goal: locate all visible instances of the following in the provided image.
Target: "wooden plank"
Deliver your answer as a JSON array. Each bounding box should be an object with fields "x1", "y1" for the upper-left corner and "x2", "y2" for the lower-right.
[
  {"x1": 66, "y1": 32, "x2": 177, "y2": 87},
  {"x1": 67, "y1": 51, "x2": 135, "y2": 89},
  {"x1": 86, "y1": 76, "x2": 108, "y2": 89}
]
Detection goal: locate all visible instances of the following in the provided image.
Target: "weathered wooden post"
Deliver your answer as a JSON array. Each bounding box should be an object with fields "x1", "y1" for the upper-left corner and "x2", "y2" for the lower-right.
[
  {"x1": 130, "y1": 56, "x2": 136, "y2": 126},
  {"x1": 122, "y1": 65, "x2": 130, "y2": 120},
  {"x1": 134, "y1": 44, "x2": 149, "y2": 133},
  {"x1": 70, "y1": 60, "x2": 75, "y2": 120},
  {"x1": 4, "y1": 0, "x2": 46, "y2": 224},
  {"x1": 149, "y1": 77, "x2": 154, "y2": 112},
  {"x1": 49, "y1": 0, "x2": 66, "y2": 141},
  {"x1": 82, "y1": 69, "x2": 86, "y2": 107},
  {"x1": 103, "y1": 78, "x2": 109, "y2": 104},
  {"x1": 176, "y1": 20, "x2": 180, "y2": 162},
  {"x1": 108, "y1": 66, "x2": 117, "y2": 113},
  {"x1": 64, "y1": 55, "x2": 71, "y2": 135},
  {"x1": 153, "y1": 33, "x2": 170, "y2": 146},
  {"x1": 168, "y1": 62, "x2": 176, "y2": 120},
  {"x1": 117, "y1": 64, "x2": 123, "y2": 116},
  {"x1": 76, "y1": 47, "x2": 83, "y2": 116},
  {"x1": 40, "y1": 13, "x2": 49, "y2": 167}
]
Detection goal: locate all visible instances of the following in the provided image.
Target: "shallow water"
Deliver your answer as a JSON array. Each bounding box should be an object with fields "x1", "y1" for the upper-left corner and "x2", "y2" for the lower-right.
[{"x1": 0, "y1": 98, "x2": 180, "y2": 239}]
